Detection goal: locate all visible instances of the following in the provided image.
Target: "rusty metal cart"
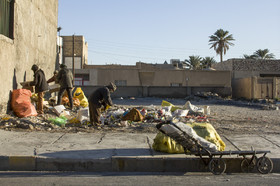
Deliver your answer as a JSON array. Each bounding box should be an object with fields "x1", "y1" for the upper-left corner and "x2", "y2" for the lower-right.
[{"x1": 156, "y1": 122, "x2": 273, "y2": 175}]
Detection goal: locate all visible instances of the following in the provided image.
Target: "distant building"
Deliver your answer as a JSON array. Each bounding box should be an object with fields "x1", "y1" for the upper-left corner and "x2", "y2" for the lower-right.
[
  {"x1": 75, "y1": 61, "x2": 232, "y2": 98},
  {"x1": 212, "y1": 59, "x2": 280, "y2": 79},
  {"x1": 213, "y1": 59, "x2": 280, "y2": 99},
  {"x1": 61, "y1": 35, "x2": 88, "y2": 69}
]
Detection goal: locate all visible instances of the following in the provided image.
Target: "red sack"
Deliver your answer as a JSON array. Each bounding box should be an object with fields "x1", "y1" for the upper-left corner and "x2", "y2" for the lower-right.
[{"x1": 11, "y1": 89, "x2": 38, "y2": 118}]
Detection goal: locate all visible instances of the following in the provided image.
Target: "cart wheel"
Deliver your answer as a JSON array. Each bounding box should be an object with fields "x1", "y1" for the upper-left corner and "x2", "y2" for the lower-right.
[
  {"x1": 240, "y1": 156, "x2": 257, "y2": 173},
  {"x1": 257, "y1": 156, "x2": 273, "y2": 174},
  {"x1": 208, "y1": 158, "x2": 226, "y2": 175}
]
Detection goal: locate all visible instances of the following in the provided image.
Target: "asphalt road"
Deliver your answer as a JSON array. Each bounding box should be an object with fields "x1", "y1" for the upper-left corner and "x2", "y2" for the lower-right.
[{"x1": 0, "y1": 172, "x2": 279, "y2": 186}]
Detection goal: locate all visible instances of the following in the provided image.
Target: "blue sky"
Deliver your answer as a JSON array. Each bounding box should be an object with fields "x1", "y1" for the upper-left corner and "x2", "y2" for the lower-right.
[{"x1": 58, "y1": 0, "x2": 280, "y2": 65}]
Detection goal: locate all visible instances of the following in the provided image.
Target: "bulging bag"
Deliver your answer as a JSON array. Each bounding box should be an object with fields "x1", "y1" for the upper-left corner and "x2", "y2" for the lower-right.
[
  {"x1": 11, "y1": 89, "x2": 37, "y2": 118},
  {"x1": 73, "y1": 87, "x2": 88, "y2": 107}
]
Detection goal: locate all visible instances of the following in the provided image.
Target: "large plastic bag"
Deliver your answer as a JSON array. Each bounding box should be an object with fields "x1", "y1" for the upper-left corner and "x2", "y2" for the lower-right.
[
  {"x1": 188, "y1": 123, "x2": 226, "y2": 151},
  {"x1": 183, "y1": 101, "x2": 204, "y2": 115},
  {"x1": 11, "y1": 89, "x2": 38, "y2": 118},
  {"x1": 73, "y1": 87, "x2": 88, "y2": 107},
  {"x1": 173, "y1": 109, "x2": 189, "y2": 117},
  {"x1": 152, "y1": 132, "x2": 185, "y2": 154},
  {"x1": 161, "y1": 100, "x2": 181, "y2": 112},
  {"x1": 152, "y1": 122, "x2": 225, "y2": 153}
]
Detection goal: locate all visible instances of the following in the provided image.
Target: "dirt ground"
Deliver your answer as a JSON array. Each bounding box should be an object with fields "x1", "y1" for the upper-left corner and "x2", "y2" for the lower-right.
[
  {"x1": 1, "y1": 97, "x2": 280, "y2": 135},
  {"x1": 113, "y1": 97, "x2": 280, "y2": 135}
]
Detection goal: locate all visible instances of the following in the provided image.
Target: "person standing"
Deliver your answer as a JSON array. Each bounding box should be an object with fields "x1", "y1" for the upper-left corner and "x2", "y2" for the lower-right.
[
  {"x1": 29, "y1": 64, "x2": 48, "y2": 114},
  {"x1": 47, "y1": 70, "x2": 58, "y2": 84},
  {"x1": 88, "y1": 82, "x2": 117, "y2": 126},
  {"x1": 56, "y1": 64, "x2": 74, "y2": 110}
]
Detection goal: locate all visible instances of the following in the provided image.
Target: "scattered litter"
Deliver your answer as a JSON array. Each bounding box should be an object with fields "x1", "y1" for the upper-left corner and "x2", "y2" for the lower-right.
[
  {"x1": 53, "y1": 105, "x2": 66, "y2": 116},
  {"x1": 48, "y1": 116, "x2": 67, "y2": 127},
  {"x1": 77, "y1": 107, "x2": 89, "y2": 123}
]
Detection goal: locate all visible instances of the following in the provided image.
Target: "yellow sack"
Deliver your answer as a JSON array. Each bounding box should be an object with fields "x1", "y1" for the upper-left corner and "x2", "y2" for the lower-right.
[
  {"x1": 188, "y1": 123, "x2": 226, "y2": 151},
  {"x1": 73, "y1": 87, "x2": 88, "y2": 107},
  {"x1": 161, "y1": 100, "x2": 181, "y2": 112},
  {"x1": 152, "y1": 132, "x2": 185, "y2": 154},
  {"x1": 152, "y1": 123, "x2": 226, "y2": 153}
]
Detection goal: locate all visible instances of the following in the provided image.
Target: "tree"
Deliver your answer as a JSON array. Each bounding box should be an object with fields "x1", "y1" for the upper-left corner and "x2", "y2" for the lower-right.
[
  {"x1": 185, "y1": 55, "x2": 202, "y2": 70},
  {"x1": 243, "y1": 49, "x2": 275, "y2": 59},
  {"x1": 252, "y1": 49, "x2": 275, "y2": 59},
  {"x1": 243, "y1": 54, "x2": 256, "y2": 59},
  {"x1": 209, "y1": 29, "x2": 235, "y2": 62},
  {"x1": 201, "y1": 57, "x2": 216, "y2": 69}
]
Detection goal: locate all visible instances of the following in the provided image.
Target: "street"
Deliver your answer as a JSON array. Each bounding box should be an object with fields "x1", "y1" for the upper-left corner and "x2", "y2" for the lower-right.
[{"x1": 0, "y1": 172, "x2": 279, "y2": 186}]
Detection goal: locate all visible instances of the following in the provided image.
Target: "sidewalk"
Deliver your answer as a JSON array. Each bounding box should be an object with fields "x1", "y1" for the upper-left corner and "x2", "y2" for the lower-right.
[{"x1": 0, "y1": 130, "x2": 279, "y2": 173}]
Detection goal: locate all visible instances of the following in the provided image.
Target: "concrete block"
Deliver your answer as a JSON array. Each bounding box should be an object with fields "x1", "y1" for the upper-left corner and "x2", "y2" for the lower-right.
[
  {"x1": 36, "y1": 157, "x2": 112, "y2": 172},
  {"x1": 0, "y1": 156, "x2": 9, "y2": 170},
  {"x1": 9, "y1": 156, "x2": 36, "y2": 171}
]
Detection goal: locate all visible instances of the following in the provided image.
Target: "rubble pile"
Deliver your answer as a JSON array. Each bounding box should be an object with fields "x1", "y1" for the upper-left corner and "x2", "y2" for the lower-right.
[{"x1": 185, "y1": 91, "x2": 222, "y2": 101}]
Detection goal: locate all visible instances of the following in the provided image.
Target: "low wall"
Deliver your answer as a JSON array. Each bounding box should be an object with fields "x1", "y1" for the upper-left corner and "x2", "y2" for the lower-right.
[
  {"x1": 77, "y1": 86, "x2": 232, "y2": 99},
  {"x1": 232, "y1": 77, "x2": 280, "y2": 99}
]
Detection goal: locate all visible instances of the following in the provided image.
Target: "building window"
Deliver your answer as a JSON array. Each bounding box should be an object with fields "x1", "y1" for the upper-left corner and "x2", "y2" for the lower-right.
[
  {"x1": 0, "y1": 0, "x2": 14, "y2": 39},
  {"x1": 170, "y1": 83, "x2": 182, "y2": 87},
  {"x1": 74, "y1": 74, "x2": 89, "y2": 85},
  {"x1": 115, "y1": 80, "x2": 127, "y2": 86}
]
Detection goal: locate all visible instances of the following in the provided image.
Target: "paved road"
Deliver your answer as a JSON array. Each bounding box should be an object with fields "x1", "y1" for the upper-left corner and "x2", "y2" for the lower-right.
[{"x1": 0, "y1": 172, "x2": 279, "y2": 186}]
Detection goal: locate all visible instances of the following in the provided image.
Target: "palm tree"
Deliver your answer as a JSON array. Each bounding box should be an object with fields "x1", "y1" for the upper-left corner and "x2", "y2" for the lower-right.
[
  {"x1": 185, "y1": 55, "x2": 202, "y2": 70},
  {"x1": 209, "y1": 29, "x2": 235, "y2": 62},
  {"x1": 243, "y1": 54, "x2": 256, "y2": 59},
  {"x1": 252, "y1": 49, "x2": 275, "y2": 59},
  {"x1": 201, "y1": 57, "x2": 216, "y2": 69}
]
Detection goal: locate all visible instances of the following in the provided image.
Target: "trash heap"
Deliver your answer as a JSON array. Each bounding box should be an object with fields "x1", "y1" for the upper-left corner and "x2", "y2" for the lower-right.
[{"x1": 1, "y1": 87, "x2": 215, "y2": 133}]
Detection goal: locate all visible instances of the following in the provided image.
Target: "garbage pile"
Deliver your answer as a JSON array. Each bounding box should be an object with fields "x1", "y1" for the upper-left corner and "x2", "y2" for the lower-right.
[
  {"x1": 185, "y1": 91, "x2": 222, "y2": 101},
  {"x1": 0, "y1": 88, "x2": 213, "y2": 133}
]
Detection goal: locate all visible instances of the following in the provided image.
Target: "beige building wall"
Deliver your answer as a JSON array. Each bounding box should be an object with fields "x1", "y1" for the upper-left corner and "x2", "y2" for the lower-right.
[
  {"x1": 233, "y1": 77, "x2": 280, "y2": 99},
  {"x1": 77, "y1": 66, "x2": 231, "y2": 88},
  {"x1": 152, "y1": 70, "x2": 186, "y2": 86},
  {"x1": 232, "y1": 77, "x2": 253, "y2": 99},
  {"x1": 96, "y1": 69, "x2": 141, "y2": 86},
  {"x1": 0, "y1": 0, "x2": 58, "y2": 112},
  {"x1": 186, "y1": 71, "x2": 231, "y2": 87}
]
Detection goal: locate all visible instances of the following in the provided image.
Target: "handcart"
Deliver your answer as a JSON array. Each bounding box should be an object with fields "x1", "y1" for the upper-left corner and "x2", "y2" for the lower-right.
[{"x1": 156, "y1": 122, "x2": 273, "y2": 175}]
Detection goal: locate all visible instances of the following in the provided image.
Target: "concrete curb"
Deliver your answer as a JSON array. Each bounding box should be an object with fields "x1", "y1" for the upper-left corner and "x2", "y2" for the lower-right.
[{"x1": 1, "y1": 156, "x2": 279, "y2": 173}]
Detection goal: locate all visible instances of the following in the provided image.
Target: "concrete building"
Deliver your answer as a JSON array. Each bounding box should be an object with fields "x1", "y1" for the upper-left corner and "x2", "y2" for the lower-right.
[
  {"x1": 62, "y1": 35, "x2": 88, "y2": 70},
  {"x1": 212, "y1": 59, "x2": 280, "y2": 99},
  {"x1": 75, "y1": 62, "x2": 232, "y2": 98},
  {"x1": 212, "y1": 59, "x2": 280, "y2": 79},
  {"x1": 0, "y1": 0, "x2": 58, "y2": 113}
]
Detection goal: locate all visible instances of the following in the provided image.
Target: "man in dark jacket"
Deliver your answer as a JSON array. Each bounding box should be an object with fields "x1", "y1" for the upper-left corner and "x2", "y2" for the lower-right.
[
  {"x1": 89, "y1": 82, "x2": 117, "y2": 125},
  {"x1": 56, "y1": 64, "x2": 74, "y2": 109},
  {"x1": 29, "y1": 64, "x2": 48, "y2": 114}
]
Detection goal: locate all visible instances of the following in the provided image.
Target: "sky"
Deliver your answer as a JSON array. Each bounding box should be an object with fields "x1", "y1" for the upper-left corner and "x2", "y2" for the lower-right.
[{"x1": 58, "y1": 0, "x2": 280, "y2": 65}]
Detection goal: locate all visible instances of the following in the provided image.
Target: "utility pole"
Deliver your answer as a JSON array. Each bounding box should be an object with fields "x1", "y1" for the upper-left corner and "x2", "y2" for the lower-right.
[{"x1": 72, "y1": 34, "x2": 75, "y2": 86}]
